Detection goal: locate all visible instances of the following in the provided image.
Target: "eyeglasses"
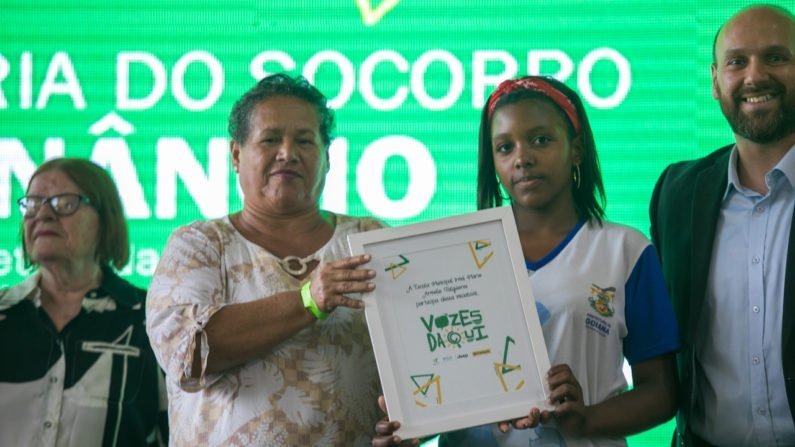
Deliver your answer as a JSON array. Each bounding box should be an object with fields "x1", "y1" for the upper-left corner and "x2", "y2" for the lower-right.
[{"x1": 17, "y1": 193, "x2": 92, "y2": 218}]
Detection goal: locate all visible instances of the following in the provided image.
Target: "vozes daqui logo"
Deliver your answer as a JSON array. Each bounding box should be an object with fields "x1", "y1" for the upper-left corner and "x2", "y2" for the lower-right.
[{"x1": 420, "y1": 308, "x2": 488, "y2": 352}]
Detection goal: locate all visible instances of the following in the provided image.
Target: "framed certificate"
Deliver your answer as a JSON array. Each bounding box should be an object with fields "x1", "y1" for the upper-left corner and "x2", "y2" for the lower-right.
[{"x1": 348, "y1": 207, "x2": 552, "y2": 439}]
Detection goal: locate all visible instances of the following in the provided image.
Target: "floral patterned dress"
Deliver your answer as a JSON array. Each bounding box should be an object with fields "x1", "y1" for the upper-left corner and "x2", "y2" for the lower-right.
[{"x1": 146, "y1": 214, "x2": 384, "y2": 446}]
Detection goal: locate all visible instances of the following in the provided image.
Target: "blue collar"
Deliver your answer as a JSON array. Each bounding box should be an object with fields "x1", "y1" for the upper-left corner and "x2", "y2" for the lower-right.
[{"x1": 524, "y1": 219, "x2": 585, "y2": 271}]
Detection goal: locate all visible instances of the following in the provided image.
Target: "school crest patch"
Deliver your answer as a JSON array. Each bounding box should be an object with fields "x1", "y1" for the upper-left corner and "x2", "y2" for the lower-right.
[{"x1": 588, "y1": 283, "x2": 615, "y2": 317}]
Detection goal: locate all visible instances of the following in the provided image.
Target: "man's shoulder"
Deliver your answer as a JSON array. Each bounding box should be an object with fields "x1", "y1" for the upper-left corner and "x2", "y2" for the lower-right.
[{"x1": 664, "y1": 144, "x2": 733, "y2": 179}]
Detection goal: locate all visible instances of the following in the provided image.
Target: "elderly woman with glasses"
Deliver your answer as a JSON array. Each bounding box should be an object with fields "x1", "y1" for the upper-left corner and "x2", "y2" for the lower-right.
[{"x1": 0, "y1": 158, "x2": 168, "y2": 447}]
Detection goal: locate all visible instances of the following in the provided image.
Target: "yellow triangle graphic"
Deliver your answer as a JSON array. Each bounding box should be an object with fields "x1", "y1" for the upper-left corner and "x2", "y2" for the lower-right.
[{"x1": 468, "y1": 241, "x2": 494, "y2": 269}]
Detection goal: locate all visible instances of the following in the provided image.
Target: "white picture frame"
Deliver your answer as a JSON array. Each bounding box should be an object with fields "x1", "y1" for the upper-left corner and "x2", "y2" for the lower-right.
[{"x1": 348, "y1": 207, "x2": 552, "y2": 439}]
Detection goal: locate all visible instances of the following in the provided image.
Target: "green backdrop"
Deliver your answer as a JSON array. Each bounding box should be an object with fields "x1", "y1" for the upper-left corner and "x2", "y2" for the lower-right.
[{"x1": 2, "y1": 1, "x2": 790, "y2": 444}]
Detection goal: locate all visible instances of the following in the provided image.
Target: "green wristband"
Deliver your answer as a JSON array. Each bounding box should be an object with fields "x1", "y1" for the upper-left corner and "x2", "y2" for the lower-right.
[{"x1": 301, "y1": 281, "x2": 329, "y2": 320}]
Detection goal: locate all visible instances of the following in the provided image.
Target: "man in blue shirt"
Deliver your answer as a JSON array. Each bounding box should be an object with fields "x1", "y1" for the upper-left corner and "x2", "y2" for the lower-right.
[{"x1": 651, "y1": 5, "x2": 795, "y2": 446}]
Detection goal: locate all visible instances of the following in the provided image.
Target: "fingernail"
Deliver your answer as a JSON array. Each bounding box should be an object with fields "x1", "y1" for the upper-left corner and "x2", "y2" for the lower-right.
[
  {"x1": 368, "y1": 270, "x2": 376, "y2": 277},
  {"x1": 368, "y1": 283, "x2": 376, "y2": 290}
]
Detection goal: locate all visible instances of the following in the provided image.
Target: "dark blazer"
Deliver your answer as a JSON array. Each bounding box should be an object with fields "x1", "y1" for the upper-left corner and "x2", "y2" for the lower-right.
[{"x1": 649, "y1": 144, "x2": 795, "y2": 447}]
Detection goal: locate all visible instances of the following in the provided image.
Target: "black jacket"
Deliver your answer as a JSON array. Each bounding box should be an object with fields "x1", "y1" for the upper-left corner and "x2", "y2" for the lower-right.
[{"x1": 650, "y1": 144, "x2": 795, "y2": 446}]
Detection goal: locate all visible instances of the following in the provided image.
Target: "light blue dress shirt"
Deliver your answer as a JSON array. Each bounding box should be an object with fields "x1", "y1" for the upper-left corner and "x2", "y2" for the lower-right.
[{"x1": 692, "y1": 145, "x2": 795, "y2": 446}]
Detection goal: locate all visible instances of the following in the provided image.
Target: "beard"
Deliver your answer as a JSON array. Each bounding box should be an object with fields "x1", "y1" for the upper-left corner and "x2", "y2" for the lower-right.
[{"x1": 717, "y1": 81, "x2": 795, "y2": 144}]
